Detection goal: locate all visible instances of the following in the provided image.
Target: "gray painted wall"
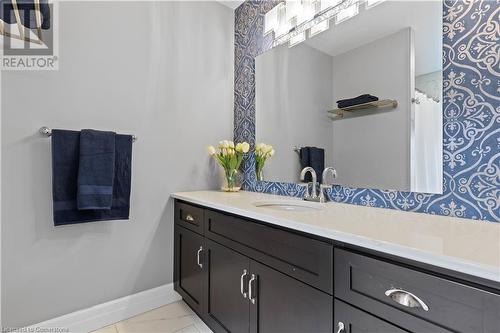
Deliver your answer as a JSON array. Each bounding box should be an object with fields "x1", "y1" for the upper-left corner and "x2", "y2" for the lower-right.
[
  {"x1": 1, "y1": 1, "x2": 234, "y2": 327},
  {"x1": 331, "y1": 28, "x2": 412, "y2": 191},
  {"x1": 256, "y1": 43, "x2": 333, "y2": 183}
]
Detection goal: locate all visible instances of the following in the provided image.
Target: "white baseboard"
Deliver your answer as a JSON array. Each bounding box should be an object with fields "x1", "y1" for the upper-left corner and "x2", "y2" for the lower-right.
[{"x1": 20, "y1": 283, "x2": 182, "y2": 333}]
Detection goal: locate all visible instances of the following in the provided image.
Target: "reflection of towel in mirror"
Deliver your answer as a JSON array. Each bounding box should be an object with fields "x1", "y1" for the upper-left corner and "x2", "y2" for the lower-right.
[
  {"x1": 299, "y1": 147, "x2": 325, "y2": 183},
  {"x1": 337, "y1": 94, "x2": 379, "y2": 108}
]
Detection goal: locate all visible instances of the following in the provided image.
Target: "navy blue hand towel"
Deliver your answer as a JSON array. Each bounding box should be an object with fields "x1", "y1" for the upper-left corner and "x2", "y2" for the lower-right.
[
  {"x1": 77, "y1": 129, "x2": 116, "y2": 210},
  {"x1": 299, "y1": 148, "x2": 311, "y2": 181},
  {"x1": 52, "y1": 130, "x2": 133, "y2": 226},
  {"x1": 299, "y1": 147, "x2": 325, "y2": 183},
  {"x1": 337, "y1": 94, "x2": 379, "y2": 108}
]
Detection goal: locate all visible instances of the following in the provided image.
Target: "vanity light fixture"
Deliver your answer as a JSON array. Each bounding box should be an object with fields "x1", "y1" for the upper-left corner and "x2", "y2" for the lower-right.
[
  {"x1": 289, "y1": 30, "x2": 307, "y2": 47},
  {"x1": 309, "y1": 19, "x2": 329, "y2": 37},
  {"x1": 335, "y1": 2, "x2": 359, "y2": 24},
  {"x1": 264, "y1": 0, "x2": 386, "y2": 48},
  {"x1": 264, "y1": 4, "x2": 280, "y2": 35},
  {"x1": 321, "y1": 0, "x2": 342, "y2": 11},
  {"x1": 366, "y1": 0, "x2": 385, "y2": 9},
  {"x1": 285, "y1": 0, "x2": 303, "y2": 25},
  {"x1": 265, "y1": 3, "x2": 289, "y2": 37},
  {"x1": 286, "y1": 0, "x2": 316, "y2": 27}
]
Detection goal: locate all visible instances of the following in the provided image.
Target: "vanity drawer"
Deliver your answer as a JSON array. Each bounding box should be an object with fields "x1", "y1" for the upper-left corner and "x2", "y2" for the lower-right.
[
  {"x1": 334, "y1": 249, "x2": 500, "y2": 333},
  {"x1": 175, "y1": 201, "x2": 204, "y2": 235},
  {"x1": 205, "y1": 209, "x2": 333, "y2": 294}
]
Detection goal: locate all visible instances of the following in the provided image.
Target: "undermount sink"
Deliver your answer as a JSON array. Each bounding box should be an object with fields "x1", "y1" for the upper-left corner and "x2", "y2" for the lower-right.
[{"x1": 253, "y1": 200, "x2": 324, "y2": 212}]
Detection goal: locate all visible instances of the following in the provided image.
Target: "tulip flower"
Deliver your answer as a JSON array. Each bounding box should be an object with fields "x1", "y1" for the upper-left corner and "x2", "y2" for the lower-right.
[
  {"x1": 207, "y1": 146, "x2": 216, "y2": 156},
  {"x1": 255, "y1": 143, "x2": 274, "y2": 181},
  {"x1": 208, "y1": 139, "x2": 250, "y2": 192}
]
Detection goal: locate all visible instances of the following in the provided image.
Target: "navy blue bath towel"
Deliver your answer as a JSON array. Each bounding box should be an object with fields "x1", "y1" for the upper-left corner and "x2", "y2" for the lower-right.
[
  {"x1": 51, "y1": 130, "x2": 132, "y2": 226},
  {"x1": 337, "y1": 94, "x2": 379, "y2": 108},
  {"x1": 77, "y1": 129, "x2": 116, "y2": 210},
  {"x1": 299, "y1": 147, "x2": 325, "y2": 183}
]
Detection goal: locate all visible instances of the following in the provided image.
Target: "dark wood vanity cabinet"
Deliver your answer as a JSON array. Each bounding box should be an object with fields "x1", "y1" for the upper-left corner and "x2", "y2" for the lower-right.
[
  {"x1": 249, "y1": 260, "x2": 333, "y2": 333},
  {"x1": 174, "y1": 225, "x2": 205, "y2": 314},
  {"x1": 174, "y1": 200, "x2": 500, "y2": 333},
  {"x1": 174, "y1": 201, "x2": 333, "y2": 332},
  {"x1": 202, "y1": 238, "x2": 333, "y2": 333},
  {"x1": 334, "y1": 299, "x2": 408, "y2": 333},
  {"x1": 334, "y1": 249, "x2": 500, "y2": 333},
  {"x1": 202, "y1": 238, "x2": 250, "y2": 333},
  {"x1": 203, "y1": 209, "x2": 334, "y2": 294}
]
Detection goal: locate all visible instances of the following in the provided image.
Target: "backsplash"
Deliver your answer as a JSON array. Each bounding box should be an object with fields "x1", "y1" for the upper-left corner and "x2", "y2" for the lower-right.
[{"x1": 234, "y1": 0, "x2": 499, "y2": 223}]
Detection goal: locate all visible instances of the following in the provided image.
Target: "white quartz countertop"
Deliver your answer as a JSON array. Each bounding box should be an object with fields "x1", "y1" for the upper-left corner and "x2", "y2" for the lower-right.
[{"x1": 172, "y1": 190, "x2": 500, "y2": 283}]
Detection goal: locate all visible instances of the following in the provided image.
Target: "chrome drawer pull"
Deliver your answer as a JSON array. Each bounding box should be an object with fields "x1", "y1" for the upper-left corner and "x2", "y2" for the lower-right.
[
  {"x1": 240, "y1": 269, "x2": 248, "y2": 298},
  {"x1": 185, "y1": 214, "x2": 195, "y2": 222},
  {"x1": 248, "y1": 274, "x2": 257, "y2": 304},
  {"x1": 336, "y1": 321, "x2": 345, "y2": 333},
  {"x1": 385, "y1": 288, "x2": 429, "y2": 311},
  {"x1": 197, "y1": 246, "x2": 203, "y2": 269}
]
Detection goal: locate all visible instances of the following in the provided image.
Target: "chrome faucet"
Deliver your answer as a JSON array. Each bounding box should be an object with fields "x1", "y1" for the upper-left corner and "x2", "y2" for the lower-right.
[
  {"x1": 300, "y1": 167, "x2": 318, "y2": 201},
  {"x1": 319, "y1": 167, "x2": 337, "y2": 203},
  {"x1": 300, "y1": 167, "x2": 337, "y2": 202}
]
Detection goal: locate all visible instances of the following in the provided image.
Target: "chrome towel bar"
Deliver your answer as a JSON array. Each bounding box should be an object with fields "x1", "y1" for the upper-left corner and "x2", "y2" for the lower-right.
[{"x1": 39, "y1": 126, "x2": 138, "y2": 142}]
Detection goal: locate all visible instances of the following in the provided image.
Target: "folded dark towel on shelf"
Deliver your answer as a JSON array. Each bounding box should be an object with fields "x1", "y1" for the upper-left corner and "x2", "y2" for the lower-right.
[
  {"x1": 77, "y1": 129, "x2": 116, "y2": 210},
  {"x1": 299, "y1": 147, "x2": 325, "y2": 183},
  {"x1": 337, "y1": 94, "x2": 379, "y2": 108},
  {"x1": 51, "y1": 130, "x2": 133, "y2": 226}
]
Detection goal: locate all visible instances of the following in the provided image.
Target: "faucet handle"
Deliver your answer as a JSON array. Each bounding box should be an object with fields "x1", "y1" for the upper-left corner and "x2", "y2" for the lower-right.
[
  {"x1": 298, "y1": 182, "x2": 311, "y2": 199},
  {"x1": 322, "y1": 167, "x2": 337, "y2": 185},
  {"x1": 319, "y1": 184, "x2": 332, "y2": 203},
  {"x1": 300, "y1": 167, "x2": 318, "y2": 201}
]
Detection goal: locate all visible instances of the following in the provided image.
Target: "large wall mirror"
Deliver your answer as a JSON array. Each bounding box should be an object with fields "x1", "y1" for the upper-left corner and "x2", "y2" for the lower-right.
[{"x1": 256, "y1": 0, "x2": 443, "y2": 194}]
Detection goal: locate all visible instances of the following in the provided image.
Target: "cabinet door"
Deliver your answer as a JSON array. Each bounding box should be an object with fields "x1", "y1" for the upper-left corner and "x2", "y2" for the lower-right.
[
  {"x1": 334, "y1": 299, "x2": 408, "y2": 333},
  {"x1": 249, "y1": 260, "x2": 333, "y2": 333},
  {"x1": 174, "y1": 225, "x2": 205, "y2": 314},
  {"x1": 204, "y1": 239, "x2": 250, "y2": 333}
]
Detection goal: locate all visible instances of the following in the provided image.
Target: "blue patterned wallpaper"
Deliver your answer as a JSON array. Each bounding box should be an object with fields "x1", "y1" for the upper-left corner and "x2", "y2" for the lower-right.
[{"x1": 234, "y1": 0, "x2": 499, "y2": 223}]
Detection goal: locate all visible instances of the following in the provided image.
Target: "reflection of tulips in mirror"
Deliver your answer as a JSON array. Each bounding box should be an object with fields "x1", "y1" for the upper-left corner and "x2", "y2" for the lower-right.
[
  {"x1": 207, "y1": 140, "x2": 250, "y2": 192},
  {"x1": 255, "y1": 143, "x2": 275, "y2": 182}
]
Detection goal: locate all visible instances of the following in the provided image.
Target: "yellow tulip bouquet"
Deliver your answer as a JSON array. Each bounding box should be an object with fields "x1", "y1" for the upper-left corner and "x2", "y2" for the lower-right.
[
  {"x1": 207, "y1": 140, "x2": 250, "y2": 192},
  {"x1": 255, "y1": 143, "x2": 275, "y2": 181}
]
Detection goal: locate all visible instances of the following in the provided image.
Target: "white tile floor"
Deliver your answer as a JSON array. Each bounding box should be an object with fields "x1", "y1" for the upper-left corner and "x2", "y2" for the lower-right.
[{"x1": 91, "y1": 301, "x2": 213, "y2": 333}]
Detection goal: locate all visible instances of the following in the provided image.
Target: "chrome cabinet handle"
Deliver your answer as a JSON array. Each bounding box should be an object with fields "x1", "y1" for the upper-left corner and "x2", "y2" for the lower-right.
[
  {"x1": 185, "y1": 214, "x2": 195, "y2": 222},
  {"x1": 248, "y1": 274, "x2": 257, "y2": 304},
  {"x1": 196, "y1": 246, "x2": 203, "y2": 269},
  {"x1": 336, "y1": 322, "x2": 345, "y2": 333},
  {"x1": 385, "y1": 288, "x2": 429, "y2": 311},
  {"x1": 240, "y1": 269, "x2": 248, "y2": 298}
]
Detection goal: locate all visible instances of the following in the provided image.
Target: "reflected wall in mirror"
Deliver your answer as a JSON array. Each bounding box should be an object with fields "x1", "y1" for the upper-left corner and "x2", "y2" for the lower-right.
[{"x1": 256, "y1": 0, "x2": 443, "y2": 194}]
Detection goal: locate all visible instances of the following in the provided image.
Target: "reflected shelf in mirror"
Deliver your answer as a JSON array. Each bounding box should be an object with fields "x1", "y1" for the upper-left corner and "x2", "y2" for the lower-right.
[{"x1": 327, "y1": 99, "x2": 398, "y2": 120}]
